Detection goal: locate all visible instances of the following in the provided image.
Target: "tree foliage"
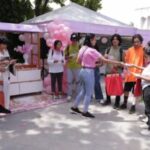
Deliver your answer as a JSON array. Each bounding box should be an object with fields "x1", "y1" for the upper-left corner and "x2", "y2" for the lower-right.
[
  {"x1": 71, "y1": 0, "x2": 102, "y2": 11},
  {"x1": 0, "y1": 0, "x2": 34, "y2": 23},
  {"x1": 34, "y1": 0, "x2": 102, "y2": 17},
  {"x1": 34, "y1": 0, "x2": 66, "y2": 16}
]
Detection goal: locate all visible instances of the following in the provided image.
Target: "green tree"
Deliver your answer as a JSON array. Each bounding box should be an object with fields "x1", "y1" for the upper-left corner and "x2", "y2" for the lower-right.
[
  {"x1": 0, "y1": 0, "x2": 34, "y2": 23},
  {"x1": 71, "y1": 0, "x2": 102, "y2": 11},
  {"x1": 34, "y1": 0, "x2": 102, "y2": 17},
  {"x1": 34, "y1": 0, "x2": 66, "y2": 16}
]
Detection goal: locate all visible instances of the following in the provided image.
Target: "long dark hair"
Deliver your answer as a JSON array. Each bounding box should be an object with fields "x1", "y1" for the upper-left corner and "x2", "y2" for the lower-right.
[
  {"x1": 132, "y1": 34, "x2": 143, "y2": 43},
  {"x1": 0, "y1": 36, "x2": 9, "y2": 45},
  {"x1": 54, "y1": 40, "x2": 62, "y2": 49},
  {"x1": 83, "y1": 33, "x2": 96, "y2": 48},
  {"x1": 110, "y1": 34, "x2": 122, "y2": 46}
]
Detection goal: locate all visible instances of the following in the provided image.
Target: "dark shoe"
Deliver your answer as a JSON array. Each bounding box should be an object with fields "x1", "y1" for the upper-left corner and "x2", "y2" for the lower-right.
[
  {"x1": 71, "y1": 107, "x2": 82, "y2": 114},
  {"x1": 0, "y1": 105, "x2": 11, "y2": 114},
  {"x1": 113, "y1": 104, "x2": 120, "y2": 110},
  {"x1": 82, "y1": 112, "x2": 95, "y2": 118},
  {"x1": 129, "y1": 105, "x2": 136, "y2": 114},
  {"x1": 120, "y1": 103, "x2": 127, "y2": 109},
  {"x1": 102, "y1": 100, "x2": 111, "y2": 106}
]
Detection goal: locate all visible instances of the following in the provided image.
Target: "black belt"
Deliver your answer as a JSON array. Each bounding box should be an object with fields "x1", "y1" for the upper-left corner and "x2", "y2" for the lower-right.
[{"x1": 82, "y1": 66, "x2": 94, "y2": 69}]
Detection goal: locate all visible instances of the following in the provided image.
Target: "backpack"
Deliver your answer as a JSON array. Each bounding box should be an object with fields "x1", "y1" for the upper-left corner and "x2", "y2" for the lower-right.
[
  {"x1": 106, "y1": 47, "x2": 123, "y2": 61},
  {"x1": 51, "y1": 49, "x2": 63, "y2": 57}
]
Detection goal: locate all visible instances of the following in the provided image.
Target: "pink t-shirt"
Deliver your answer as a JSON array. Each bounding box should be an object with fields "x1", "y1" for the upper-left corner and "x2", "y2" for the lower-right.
[{"x1": 78, "y1": 46, "x2": 102, "y2": 68}]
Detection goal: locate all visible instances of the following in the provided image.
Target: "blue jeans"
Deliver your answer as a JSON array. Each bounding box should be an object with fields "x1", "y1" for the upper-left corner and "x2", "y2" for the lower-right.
[
  {"x1": 67, "y1": 68, "x2": 81, "y2": 96},
  {"x1": 94, "y1": 67, "x2": 103, "y2": 100},
  {"x1": 74, "y1": 68, "x2": 94, "y2": 112}
]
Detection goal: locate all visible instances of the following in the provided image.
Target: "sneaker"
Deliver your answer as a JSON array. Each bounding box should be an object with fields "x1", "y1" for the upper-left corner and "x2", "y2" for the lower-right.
[
  {"x1": 0, "y1": 105, "x2": 11, "y2": 114},
  {"x1": 102, "y1": 100, "x2": 111, "y2": 106},
  {"x1": 54, "y1": 95, "x2": 58, "y2": 99},
  {"x1": 113, "y1": 104, "x2": 120, "y2": 110},
  {"x1": 58, "y1": 94, "x2": 62, "y2": 99},
  {"x1": 129, "y1": 105, "x2": 136, "y2": 114},
  {"x1": 71, "y1": 107, "x2": 82, "y2": 114},
  {"x1": 120, "y1": 103, "x2": 127, "y2": 109},
  {"x1": 82, "y1": 112, "x2": 95, "y2": 118},
  {"x1": 67, "y1": 96, "x2": 72, "y2": 102},
  {"x1": 99, "y1": 99, "x2": 105, "y2": 104}
]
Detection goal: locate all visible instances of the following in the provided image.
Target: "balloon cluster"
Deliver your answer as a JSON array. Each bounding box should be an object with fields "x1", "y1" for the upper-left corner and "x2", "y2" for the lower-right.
[
  {"x1": 14, "y1": 33, "x2": 33, "y2": 54},
  {"x1": 14, "y1": 44, "x2": 33, "y2": 54},
  {"x1": 18, "y1": 33, "x2": 31, "y2": 43},
  {"x1": 44, "y1": 20, "x2": 72, "y2": 51}
]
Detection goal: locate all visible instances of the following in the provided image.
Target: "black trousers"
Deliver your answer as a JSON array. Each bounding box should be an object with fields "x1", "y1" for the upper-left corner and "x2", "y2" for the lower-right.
[
  {"x1": 143, "y1": 86, "x2": 150, "y2": 127},
  {"x1": 50, "y1": 72, "x2": 63, "y2": 93}
]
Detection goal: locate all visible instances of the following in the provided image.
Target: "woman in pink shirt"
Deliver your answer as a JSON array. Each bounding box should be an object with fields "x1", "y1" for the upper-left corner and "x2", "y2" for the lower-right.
[{"x1": 71, "y1": 34, "x2": 124, "y2": 118}]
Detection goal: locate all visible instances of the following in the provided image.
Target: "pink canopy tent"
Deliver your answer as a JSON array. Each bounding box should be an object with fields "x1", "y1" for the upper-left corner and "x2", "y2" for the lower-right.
[
  {"x1": 23, "y1": 2, "x2": 150, "y2": 44},
  {"x1": 23, "y1": 2, "x2": 137, "y2": 36}
]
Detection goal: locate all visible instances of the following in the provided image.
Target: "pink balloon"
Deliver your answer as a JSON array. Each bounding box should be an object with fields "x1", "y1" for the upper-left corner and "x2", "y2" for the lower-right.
[
  {"x1": 44, "y1": 33, "x2": 50, "y2": 40},
  {"x1": 46, "y1": 39, "x2": 53, "y2": 47},
  {"x1": 58, "y1": 24, "x2": 66, "y2": 30},
  {"x1": 19, "y1": 34, "x2": 25, "y2": 41},
  {"x1": 24, "y1": 33, "x2": 31, "y2": 44},
  {"x1": 47, "y1": 22, "x2": 57, "y2": 32},
  {"x1": 53, "y1": 31, "x2": 60, "y2": 38}
]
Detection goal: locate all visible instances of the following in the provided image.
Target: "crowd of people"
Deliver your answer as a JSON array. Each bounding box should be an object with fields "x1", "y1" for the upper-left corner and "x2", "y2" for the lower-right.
[
  {"x1": 47, "y1": 32, "x2": 150, "y2": 134},
  {"x1": 0, "y1": 32, "x2": 150, "y2": 134}
]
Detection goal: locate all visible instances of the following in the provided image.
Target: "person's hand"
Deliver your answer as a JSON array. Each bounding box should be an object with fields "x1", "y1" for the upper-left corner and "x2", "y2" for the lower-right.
[
  {"x1": 54, "y1": 60, "x2": 59, "y2": 63},
  {"x1": 124, "y1": 63, "x2": 134, "y2": 68},
  {"x1": 130, "y1": 72, "x2": 141, "y2": 78},
  {"x1": 104, "y1": 54, "x2": 108, "y2": 59},
  {"x1": 10, "y1": 59, "x2": 17, "y2": 64},
  {"x1": 1, "y1": 60, "x2": 9, "y2": 65},
  {"x1": 0, "y1": 67, "x2": 6, "y2": 72},
  {"x1": 119, "y1": 62, "x2": 125, "y2": 67}
]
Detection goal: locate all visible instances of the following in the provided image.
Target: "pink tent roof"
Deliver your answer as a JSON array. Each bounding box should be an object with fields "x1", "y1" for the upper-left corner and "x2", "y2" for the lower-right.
[{"x1": 0, "y1": 22, "x2": 42, "y2": 33}]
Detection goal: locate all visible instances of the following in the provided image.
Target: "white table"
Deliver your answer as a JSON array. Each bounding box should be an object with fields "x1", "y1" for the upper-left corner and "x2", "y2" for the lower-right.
[{"x1": 10, "y1": 68, "x2": 43, "y2": 96}]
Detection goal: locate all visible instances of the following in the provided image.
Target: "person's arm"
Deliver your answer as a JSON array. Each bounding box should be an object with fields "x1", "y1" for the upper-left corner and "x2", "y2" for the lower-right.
[
  {"x1": 0, "y1": 60, "x2": 9, "y2": 65},
  {"x1": 61, "y1": 52, "x2": 66, "y2": 65},
  {"x1": 76, "y1": 55, "x2": 81, "y2": 64},
  {"x1": 99, "y1": 55, "x2": 124, "y2": 66},
  {"x1": 131, "y1": 72, "x2": 150, "y2": 82},
  {"x1": 132, "y1": 64, "x2": 144, "y2": 70},
  {"x1": 47, "y1": 49, "x2": 58, "y2": 64},
  {"x1": 10, "y1": 59, "x2": 17, "y2": 64}
]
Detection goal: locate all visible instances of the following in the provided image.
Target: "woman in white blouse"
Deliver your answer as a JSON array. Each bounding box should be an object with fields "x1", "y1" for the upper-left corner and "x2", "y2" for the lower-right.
[
  {"x1": 47, "y1": 40, "x2": 65, "y2": 99},
  {"x1": 0, "y1": 37, "x2": 15, "y2": 113}
]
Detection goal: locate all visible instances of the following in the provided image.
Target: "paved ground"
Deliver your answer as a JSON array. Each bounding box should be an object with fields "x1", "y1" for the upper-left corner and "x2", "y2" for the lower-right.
[{"x1": 0, "y1": 99, "x2": 150, "y2": 150}]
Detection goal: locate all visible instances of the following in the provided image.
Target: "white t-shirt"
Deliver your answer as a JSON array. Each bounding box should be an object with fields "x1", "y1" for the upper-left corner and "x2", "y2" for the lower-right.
[
  {"x1": 142, "y1": 64, "x2": 150, "y2": 89},
  {"x1": 0, "y1": 50, "x2": 9, "y2": 60},
  {"x1": 0, "y1": 50, "x2": 10, "y2": 81},
  {"x1": 47, "y1": 49, "x2": 65, "y2": 73}
]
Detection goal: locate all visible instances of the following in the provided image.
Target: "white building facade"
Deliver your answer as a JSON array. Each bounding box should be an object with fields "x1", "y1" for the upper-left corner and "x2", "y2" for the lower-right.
[{"x1": 135, "y1": 7, "x2": 150, "y2": 29}]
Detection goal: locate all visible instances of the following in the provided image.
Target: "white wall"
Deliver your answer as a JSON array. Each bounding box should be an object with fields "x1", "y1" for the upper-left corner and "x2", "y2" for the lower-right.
[{"x1": 135, "y1": 7, "x2": 150, "y2": 29}]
